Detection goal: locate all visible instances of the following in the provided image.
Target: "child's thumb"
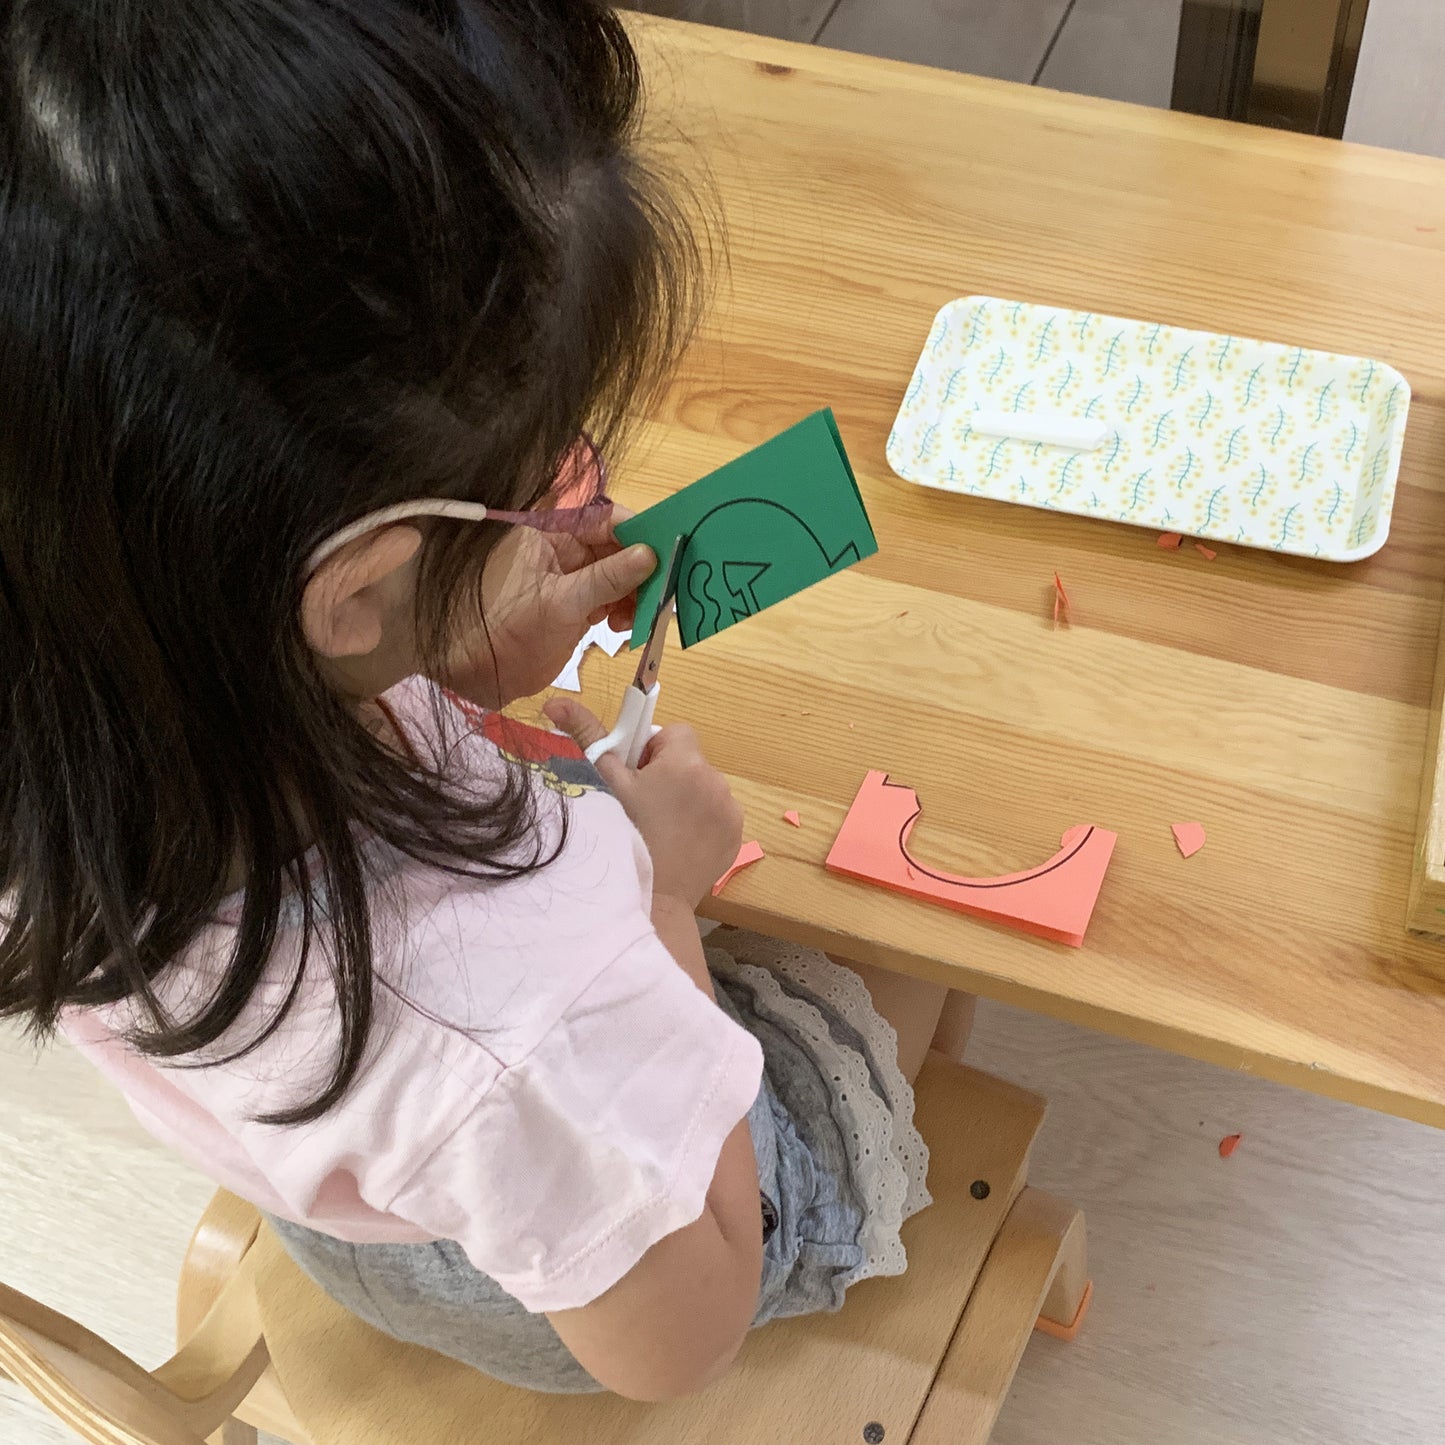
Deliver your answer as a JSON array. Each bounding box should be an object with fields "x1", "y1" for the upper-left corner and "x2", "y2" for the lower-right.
[
  {"x1": 543, "y1": 696, "x2": 607, "y2": 747},
  {"x1": 566, "y1": 544, "x2": 655, "y2": 620},
  {"x1": 543, "y1": 698, "x2": 629, "y2": 786}
]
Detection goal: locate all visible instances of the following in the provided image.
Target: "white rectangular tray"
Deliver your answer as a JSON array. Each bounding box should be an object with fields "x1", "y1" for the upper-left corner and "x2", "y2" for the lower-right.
[{"x1": 887, "y1": 297, "x2": 1410, "y2": 561}]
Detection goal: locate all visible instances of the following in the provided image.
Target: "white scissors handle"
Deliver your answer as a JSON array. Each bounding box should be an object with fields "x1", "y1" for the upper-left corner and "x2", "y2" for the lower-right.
[{"x1": 585, "y1": 683, "x2": 660, "y2": 769}]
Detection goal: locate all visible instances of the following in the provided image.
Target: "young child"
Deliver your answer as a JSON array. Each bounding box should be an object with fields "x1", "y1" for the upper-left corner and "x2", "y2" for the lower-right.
[{"x1": 0, "y1": 0, "x2": 960, "y2": 1402}]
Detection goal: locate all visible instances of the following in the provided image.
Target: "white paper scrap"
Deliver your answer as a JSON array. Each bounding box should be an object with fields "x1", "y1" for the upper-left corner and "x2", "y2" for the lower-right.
[{"x1": 550, "y1": 620, "x2": 632, "y2": 692}]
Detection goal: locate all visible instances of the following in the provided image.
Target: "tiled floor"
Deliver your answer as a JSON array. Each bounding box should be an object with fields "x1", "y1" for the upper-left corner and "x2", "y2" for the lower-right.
[
  {"x1": 630, "y1": 0, "x2": 1184, "y2": 106},
  {"x1": 632, "y1": 0, "x2": 1445, "y2": 154},
  {"x1": 1034, "y1": 0, "x2": 1183, "y2": 109},
  {"x1": 817, "y1": 0, "x2": 1076, "y2": 84}
]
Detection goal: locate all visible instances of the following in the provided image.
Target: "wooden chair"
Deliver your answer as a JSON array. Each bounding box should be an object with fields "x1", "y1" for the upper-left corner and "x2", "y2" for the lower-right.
[{"x1": 0, "y1": 1054, "x2": 1090, "y2": 1445}]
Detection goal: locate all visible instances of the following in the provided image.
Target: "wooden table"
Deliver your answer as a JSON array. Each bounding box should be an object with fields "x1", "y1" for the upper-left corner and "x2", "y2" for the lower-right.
[{"x1": 587, "y1": 15, "x2": 1445, "y2": 1127}]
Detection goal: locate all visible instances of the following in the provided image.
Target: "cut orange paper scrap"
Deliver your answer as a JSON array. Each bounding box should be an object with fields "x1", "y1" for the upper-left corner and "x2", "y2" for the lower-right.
[
  {"x1": 1052, "y1": 571, "x2": 1070, "y2": 628},
  {"x1": 825, "y1": 771, "x2": 1117, "y2": 947},
  {"x1": 1218, "y1": 1133, "x2": 1242, "y2": 1158},
  {"x1": 1171, "y1": 822, "x2": 1206, "y2": 858},
  {"x1": 1157, "y1": 532, "x2": 1183, "y2": 550},
  {"x1": 1194, "y1": 543, "x2": 1218, "y2": 560},
  {"x1": 712, "y1": 840, "x2": 764, "y2": 896},
  {"x1": 783, "y1": 809, "x2": 802, "y2": 827}
]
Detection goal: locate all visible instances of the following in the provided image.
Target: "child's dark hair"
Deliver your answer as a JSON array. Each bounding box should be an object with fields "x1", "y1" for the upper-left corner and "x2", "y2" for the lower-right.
[{"x1": 0, "y1": 0, "x2": 697, "y2": 1122}]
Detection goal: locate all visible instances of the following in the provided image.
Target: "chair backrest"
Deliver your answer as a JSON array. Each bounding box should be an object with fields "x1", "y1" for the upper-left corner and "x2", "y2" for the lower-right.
[{"x1": 0, "y1": 1249, "x2": 268, "y2": 1445}]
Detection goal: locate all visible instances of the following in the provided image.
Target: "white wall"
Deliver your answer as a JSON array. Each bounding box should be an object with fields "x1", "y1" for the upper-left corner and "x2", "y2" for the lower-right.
[{"x1": 1345, "y1": 0, "x2": 1445, "y2": 156}]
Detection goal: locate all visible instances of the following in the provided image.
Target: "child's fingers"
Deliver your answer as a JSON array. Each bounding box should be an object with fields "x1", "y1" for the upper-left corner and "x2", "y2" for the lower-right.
[
  {"x1": 543, "y1": 696, "x2": 607, "y2": 747},
  {"x1": 558, "y1": 543, "x2": 655, "y2": 624},
  {"x1": 635, "y1": 726, "x2": 670, "y2": 769},
  {"x1": 542, "y1": 698, "x2": 630, "y2": 787},
  {"x1": 640, "y1": 723, "x2": 701, "y2": 761}
]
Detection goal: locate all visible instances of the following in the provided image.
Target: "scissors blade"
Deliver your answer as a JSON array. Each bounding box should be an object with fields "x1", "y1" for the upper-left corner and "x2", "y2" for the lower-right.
[{"x1": 630, "y1": 533, "x2": 686, "y2": 692}]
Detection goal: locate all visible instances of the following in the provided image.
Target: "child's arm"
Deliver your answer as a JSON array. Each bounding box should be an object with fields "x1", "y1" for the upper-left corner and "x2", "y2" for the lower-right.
[
  {"x1": 650, "y1": 891, "x2": 723, "y2": 999},
  {"x1": 545, "y1": 703, "x2": 765, "y2": 1398},
  {"x1": 545, "y1": 1091, "x2": 763, "y2": 1399},
  {"x1": 548, "y1": 899, "x2": 762, "y2": 1399}
]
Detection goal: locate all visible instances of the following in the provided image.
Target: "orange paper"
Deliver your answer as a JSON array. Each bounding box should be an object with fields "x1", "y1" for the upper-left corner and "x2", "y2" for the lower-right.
[
  {"x1": 712, "y1": 840, "x2": 764, "y2": 896},
  {"x1": 1194, "y1": 543, "x2": 1218, "y2": 560},
  {"x1": 783, "y1": 809, "x2": 802, "y2": 827},
  {"x1": 1052, "y1": 572, "x2": 1070, "y2": 629},
  {"x1": 825, "y1": 771, "x2": 1116, "y2": 947},
  {"x1": 1157, "y1": 532, "x2": 1183, "y2": 550},
  {"x1": 1171, "y1": 822, "x2": 1206, "y2": 858},
  {"x1": 1218, "y1": 1133, "x2": 1242, "y2": 1158}
]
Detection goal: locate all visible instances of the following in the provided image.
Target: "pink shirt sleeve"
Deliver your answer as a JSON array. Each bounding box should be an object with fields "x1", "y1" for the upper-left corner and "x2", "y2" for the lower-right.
[
  {"x1": 60, "y1": 684, "x2": 764, "y2": 1307},
  {"x1": 383, "y1": 928, "x2": 764, "y2": 1314}
]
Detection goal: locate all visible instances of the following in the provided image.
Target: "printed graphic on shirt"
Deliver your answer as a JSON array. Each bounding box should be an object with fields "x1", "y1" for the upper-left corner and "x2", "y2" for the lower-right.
[{"x1": 443, "y1": 691, "x2": 612, "y2": 799}]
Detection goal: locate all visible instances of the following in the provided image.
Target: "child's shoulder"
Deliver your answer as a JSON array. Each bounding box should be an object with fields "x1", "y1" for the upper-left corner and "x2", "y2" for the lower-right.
[{"x1": 368, "y1": 678, "x2": 658, "y2": 1044}]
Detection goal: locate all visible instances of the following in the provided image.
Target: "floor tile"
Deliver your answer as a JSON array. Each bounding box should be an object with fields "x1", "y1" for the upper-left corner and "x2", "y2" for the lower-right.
[
  {"x1": 1037, "y1": 0, "x2": 1184, "y2": 109},
  {"x1": 624, "y1": 0, "x2": 833, "y2": 44},
  {"x1": 969, "y1": 1000, "x2": 1445, "y2": 1445},
  {"x1": 817, "y1": 0, "x2": 1071, "y2": 83}
]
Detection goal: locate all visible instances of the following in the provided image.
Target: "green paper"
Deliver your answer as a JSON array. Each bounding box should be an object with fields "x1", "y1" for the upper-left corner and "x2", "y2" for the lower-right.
[{"x1": 616, "y1": 409, "x2": 877, "y2": 649}]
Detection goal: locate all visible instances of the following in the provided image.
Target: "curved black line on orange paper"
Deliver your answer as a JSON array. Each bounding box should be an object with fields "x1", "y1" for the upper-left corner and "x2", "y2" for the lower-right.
[{"x1": 881, "y1": 775, "x2": 1096, "y2": 891}]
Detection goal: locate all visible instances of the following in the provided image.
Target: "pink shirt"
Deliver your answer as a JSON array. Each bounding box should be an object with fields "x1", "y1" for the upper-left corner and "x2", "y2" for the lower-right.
[{"x1": 61, "y1": 679, "x2": 763, "y2": 1313}]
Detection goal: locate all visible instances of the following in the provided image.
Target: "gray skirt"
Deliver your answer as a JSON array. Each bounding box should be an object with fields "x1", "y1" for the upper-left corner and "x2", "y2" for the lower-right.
[{"x1": 268, "y1": 930, "x2": 931, "y2": 1394}]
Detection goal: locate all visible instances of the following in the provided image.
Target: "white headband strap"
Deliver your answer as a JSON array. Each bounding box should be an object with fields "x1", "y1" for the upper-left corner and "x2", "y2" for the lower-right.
[{"x1": 304, "y1": 499, "x2": 493, "y2": 575}]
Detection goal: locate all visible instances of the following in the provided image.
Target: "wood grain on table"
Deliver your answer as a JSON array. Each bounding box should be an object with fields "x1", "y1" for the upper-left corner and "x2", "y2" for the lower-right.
[{"x1": 577, "y1": 17, "x2": 1445, "y2": 1125}]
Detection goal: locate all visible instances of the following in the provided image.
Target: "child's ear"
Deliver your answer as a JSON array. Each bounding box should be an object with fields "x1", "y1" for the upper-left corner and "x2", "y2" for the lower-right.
[{"x1": 301, "y1": 524, "x2": 423, "y2": 659}]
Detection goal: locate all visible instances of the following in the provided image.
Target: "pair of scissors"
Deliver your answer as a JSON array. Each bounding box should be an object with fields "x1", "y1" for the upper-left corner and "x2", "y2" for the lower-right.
[{"x1": 585, "y1": 534, "x2": 687, "y2": 769}]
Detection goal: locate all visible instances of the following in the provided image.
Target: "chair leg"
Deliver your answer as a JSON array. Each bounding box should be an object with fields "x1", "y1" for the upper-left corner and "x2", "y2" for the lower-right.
[
  {"x1": 1036, "y1": 1208, "x2": 1090, "y2": 1338},
  {"x1": 907, "y1": 1188, "x2": 1089, "y2": 1445},
  {"x1": 930, "y1": 991, "x2": 978, "y2": 1062},
  {"x1": 179, "y1": 1192, "x2": 263, "y2": 1346},
  {"x1": 212, "y1": 1420, "x2": 259, "y2": 1445}
]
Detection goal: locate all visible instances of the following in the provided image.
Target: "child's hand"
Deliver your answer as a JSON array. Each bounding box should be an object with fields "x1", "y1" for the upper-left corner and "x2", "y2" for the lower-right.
[
  {"x1": 440, "y1": 510, "x2": 654, "y2": 708},
  {"x1": 547, "y1": 699, "x2": 743, "y2": 909}
]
